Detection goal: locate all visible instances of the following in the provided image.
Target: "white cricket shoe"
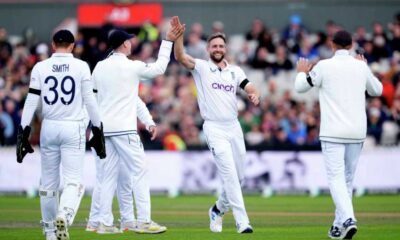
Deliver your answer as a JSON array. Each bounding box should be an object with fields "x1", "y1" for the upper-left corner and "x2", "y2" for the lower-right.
[
  {"x1": 132, "y1": 221, "x2": 167, "y2": 234},
  {"x1": 236, "y1": 223, "x2": 253, "y2": 234},
  {"x1": 209, "y1": 206, "x2": 223, "y2": 233},
  {"x1": 120, "y1": 221, "x2": 137, "y2": 232},
  {"x1": 45, "y1": 232, "x2": 57, "y2": 240},
  {"x1": 55, "y1": 216, "x2": 69, "y2": 240},
  {"x1": 85, "y1": 221, "x2": 98, "y2": 232},
  {"x1": 96, "y1": 223, "x2": 122, "y2": 234}
]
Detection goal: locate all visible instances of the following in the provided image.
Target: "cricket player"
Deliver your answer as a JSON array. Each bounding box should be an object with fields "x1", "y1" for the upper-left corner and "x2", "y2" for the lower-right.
[
  {"x1": 16, "y1": 29, "x2": 106, "y2": 240},
  {"x1": 90, "y1": 17, "x2": 184, "y2": 234},
  {"x1": 173, "y1": 17, "x2": 259, "y2": 234},
  {"x1": 295, "y1": 30, "x2": 382, "y2": 239},
  {"x1": 86, "y1": 98, "x2": 158, "y2": 232}
]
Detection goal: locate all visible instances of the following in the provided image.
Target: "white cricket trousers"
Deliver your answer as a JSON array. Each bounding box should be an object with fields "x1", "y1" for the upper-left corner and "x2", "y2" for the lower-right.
[
  {"x1": 321, "y1": 141, "x2": 363, "y2": 226},
  {"x1": 88, "y1": 147, "x2": 148, "y2": 224},
  {"x1": 203, "y1": 119, "x2": 250, "y2": 225},
  {"x1": 39, "y1": 119, "x2": 85, "y2": 232},
  {"x1": 97, "y1": 133, "x2": 150, "y2": 226}
]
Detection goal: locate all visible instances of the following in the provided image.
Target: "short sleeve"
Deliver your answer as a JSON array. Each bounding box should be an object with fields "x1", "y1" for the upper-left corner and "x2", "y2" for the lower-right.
[
  {"x1": 193, "y1": 59, "x2": 206, "y2": 73},
  {"x1": 29, "y1": 65, "x2": 41, "y2": 90},
  {"x1": 235, "y1": 67, "x2": 247, "y2": 88},
  {"x1": 309, "y1": 62, "x2": 323, "y2": 87}
]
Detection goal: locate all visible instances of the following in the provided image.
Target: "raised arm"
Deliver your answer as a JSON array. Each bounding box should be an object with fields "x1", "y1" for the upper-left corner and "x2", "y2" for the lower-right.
[
  {"x1": 355, "y1": 55, "x2": 383, "y2": 97},
  {"x1": 295, "y1": 58, "x2": 320, "y2": 93},
  {"x1": 139, "y1": 16, "x2": 185, "y2": 79},
  {"x1": 173, "y1": 17, "x2": 196, "y2": 70}
]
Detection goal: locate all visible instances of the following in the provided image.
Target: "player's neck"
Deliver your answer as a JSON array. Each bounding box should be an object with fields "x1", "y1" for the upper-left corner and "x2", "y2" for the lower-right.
[
  {"x1": 55, "y1": 49, "x2": 71, "y2": 54},
  {"x1": 213, "y1": 59, "x2": 227, "y2": 70}
]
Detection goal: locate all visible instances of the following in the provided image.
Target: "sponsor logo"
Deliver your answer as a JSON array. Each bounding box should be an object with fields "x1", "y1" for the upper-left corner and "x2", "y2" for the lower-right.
[{"x1": 212, "y1": 82, "x2": 234, "y2": 93}]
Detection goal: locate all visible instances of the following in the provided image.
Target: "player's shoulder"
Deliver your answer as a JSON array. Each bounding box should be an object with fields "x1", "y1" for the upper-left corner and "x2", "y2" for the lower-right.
[
  {"x1": 71, "y1": 57, "x2": 90, "y2": 69},
  {"x1": 229, "y1": 64, "x2": 244, "y2": 72},
  {"x1": 192, "y1": 58, "x2": 208, "y2": 71}
]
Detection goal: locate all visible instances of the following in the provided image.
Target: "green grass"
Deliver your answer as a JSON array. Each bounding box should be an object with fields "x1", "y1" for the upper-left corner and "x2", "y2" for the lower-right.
[{"x1": 0, "y1": 195, "x2": 399, "y2": 239}]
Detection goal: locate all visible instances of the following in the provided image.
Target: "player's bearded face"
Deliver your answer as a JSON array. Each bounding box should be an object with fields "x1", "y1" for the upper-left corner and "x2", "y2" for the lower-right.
[{"x1": 208, "y1": 38, "x2": 226, "y2": 63}]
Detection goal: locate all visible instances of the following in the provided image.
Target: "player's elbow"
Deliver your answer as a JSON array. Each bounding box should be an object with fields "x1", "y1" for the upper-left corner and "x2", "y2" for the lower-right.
[
  {"x1": 368, "y1": 83, "x2": 383, "y2": 97},
  {"x1": 294, "y1": 81, "x2": 310, "y2": 93}
]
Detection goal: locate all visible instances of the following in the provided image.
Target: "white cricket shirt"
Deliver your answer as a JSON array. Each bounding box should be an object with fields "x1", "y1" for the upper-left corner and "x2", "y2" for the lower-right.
[
  {"x1": 29, "y1": 53, "x2": 93, "y2": 122},
  {"x1": 295, "y1": 49, "x2": 383, "y2": 143},
  {"x1": 92, "y1": 40, "x2": 172, "y2": 136},
  {"x1": 191, "y1": 59, "x2": 247, "y2": 122}
]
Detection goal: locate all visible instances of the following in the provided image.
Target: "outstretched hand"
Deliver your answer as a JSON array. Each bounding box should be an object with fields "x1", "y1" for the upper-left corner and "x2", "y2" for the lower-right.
[
  {"x1": 166, "y1": 16, "x2": 186, "y2": 41},
  {"x1": 296, "y1": 58, "x2": 313, "y2": 74}
]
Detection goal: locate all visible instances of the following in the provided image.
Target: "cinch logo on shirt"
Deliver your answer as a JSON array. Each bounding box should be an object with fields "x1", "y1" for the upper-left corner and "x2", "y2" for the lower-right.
[{"x1": 212, "y1": 83, "x2": 234, "y2": 93}]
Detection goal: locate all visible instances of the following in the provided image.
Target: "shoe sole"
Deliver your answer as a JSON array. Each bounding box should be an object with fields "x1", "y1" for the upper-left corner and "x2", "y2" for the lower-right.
[
  {"x1": 55, "y1": 218, "x2": 69, "y2": 240},
  {"x1": 343, "y1": 227, "x2": 357, "y2": 239},
  {"x1": 240, "y1": 228, "x2": 253, "y2": 234},
  {"x1": 96, "y1": 230, "x2": 122, "y2": 234},
  {"x1": 133, "y1": 229, "x2": 167, "y2": 234},
  {"x1": 85, "y1": 228, "x2": 97, "y2": 232},
  {"x1": 328, "y1": 234, "x2": 342, "y2": 240}
]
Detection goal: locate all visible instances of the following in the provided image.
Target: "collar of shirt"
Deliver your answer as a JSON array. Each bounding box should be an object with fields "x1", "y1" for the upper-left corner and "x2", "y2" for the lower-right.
[
  {"x1": 208, "y1": 59, "x2": 230, "y2": 72},
  {"x1": 334, "y1": 49, "x2": 350, "y2": 57},
  {"x1": 110, "y1": 52, "x2": 127, "y2": 58},
  {"x1": 51, "y1": 53, "x2": 73, "y2": 57}
]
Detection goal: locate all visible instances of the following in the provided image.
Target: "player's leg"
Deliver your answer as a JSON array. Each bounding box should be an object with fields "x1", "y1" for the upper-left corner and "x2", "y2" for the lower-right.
[
  {"x1": 87, "y1": 152, "x2": 102, "y2": 232},
  {"x1": 96, "y1": 137, "x2": 121, "y2": 233},
  {"x1": 230, "y1": 123, "x2": 253, "y2": 233},
  {"x1": 114, "y1": 134, "x2": 166, "y2": 234},
  {"x1": 340, "y1": 143, "x2": 363, "y2": 239},
  {"x1": 344, "y1": 143, "x2": 362, "y2": 202},
  {"x1": 56, "y1": 121, "x2": 85, "y2": 240},
  {"x1": 39, "y1": 120, "x2": 61, "y2": 239},
  {"x1": 321, "y1": 141, "x2": 355, "y2": 239},
  {"x1": 204, "y1": 122, "x2": 249, "y2": 233},
  {"x1": 117, "y1": 159, "x2": 136, "y2": 231}
]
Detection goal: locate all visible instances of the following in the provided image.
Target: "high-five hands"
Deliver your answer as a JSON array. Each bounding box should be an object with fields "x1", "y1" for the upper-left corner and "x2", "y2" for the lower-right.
[{"x1": 166, "y1": 16, "x2": 186, "y2": 41}]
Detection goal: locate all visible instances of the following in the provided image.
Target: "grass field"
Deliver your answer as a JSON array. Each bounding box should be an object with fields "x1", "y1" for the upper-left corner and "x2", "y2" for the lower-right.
[{"x1": 0, "y1": 195, "x2": 399, "y2": 240}]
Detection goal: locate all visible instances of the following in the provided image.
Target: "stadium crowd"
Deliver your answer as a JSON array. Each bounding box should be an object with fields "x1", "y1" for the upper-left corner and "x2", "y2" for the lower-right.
[{"x1": 1, "y1": 14, "x2": 400, "y2": 150}]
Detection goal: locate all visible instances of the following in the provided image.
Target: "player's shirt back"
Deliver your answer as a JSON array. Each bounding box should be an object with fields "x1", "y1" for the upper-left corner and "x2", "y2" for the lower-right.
[
  {"x1": 30, "y1": 53, "x2": 91, "y2": 121},
  {"x1": 191, "y1": 59, "x2": 246, "y2": 122}
]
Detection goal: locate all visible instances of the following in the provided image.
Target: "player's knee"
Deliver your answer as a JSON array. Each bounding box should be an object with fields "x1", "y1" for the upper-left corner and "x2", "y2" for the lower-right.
[{"x1": 39, "y1": 188, "x2": 58, "y2": 198}]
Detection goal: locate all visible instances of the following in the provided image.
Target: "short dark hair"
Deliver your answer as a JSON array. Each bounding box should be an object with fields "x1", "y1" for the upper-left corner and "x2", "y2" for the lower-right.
[
  {"x1": 332, "y1": 30, "x2": 352, "y2": 48},
  {"x1": 207, "y1": 32, "x2": 226, "y2": 44},
  {"x1": 52, "y1": 29, "x2": 75, "y2": 48}
]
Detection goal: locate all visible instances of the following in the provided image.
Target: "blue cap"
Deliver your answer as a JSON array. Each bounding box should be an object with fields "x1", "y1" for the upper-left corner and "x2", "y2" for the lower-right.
[
  {"x1": 108, "y1": 29, "x2": 135, "y2": 49},
  {"x1": 290, "y1": 15, "x2": 302, "y2": 25}
]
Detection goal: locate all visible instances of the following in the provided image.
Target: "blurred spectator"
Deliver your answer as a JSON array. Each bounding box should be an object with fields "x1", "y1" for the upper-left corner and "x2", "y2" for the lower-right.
[
  {"x1": 282, "y1": 15, "x2": 307, "y2": 50},
  {"x1": 271, "y1": 45, "x2": 293, "y2": 74},
  {"x1": 212, "y1": 21, "x2": 224, "y2": 34},
  {"x1": 354, "y1": 26, "x2": 369, "y2": 49},
  {"x1": 185, "y1": 32, "x2": 208, "y2": 60},
  {"x1": 0, "y1": 27, "x2": 12, "y2": 67},
  {"x1": 191, "y1": 22, "x2": 207, "y2": 41},
  {"x1": 250, "y1": 47, "x2": 272, "y2": 69}
]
